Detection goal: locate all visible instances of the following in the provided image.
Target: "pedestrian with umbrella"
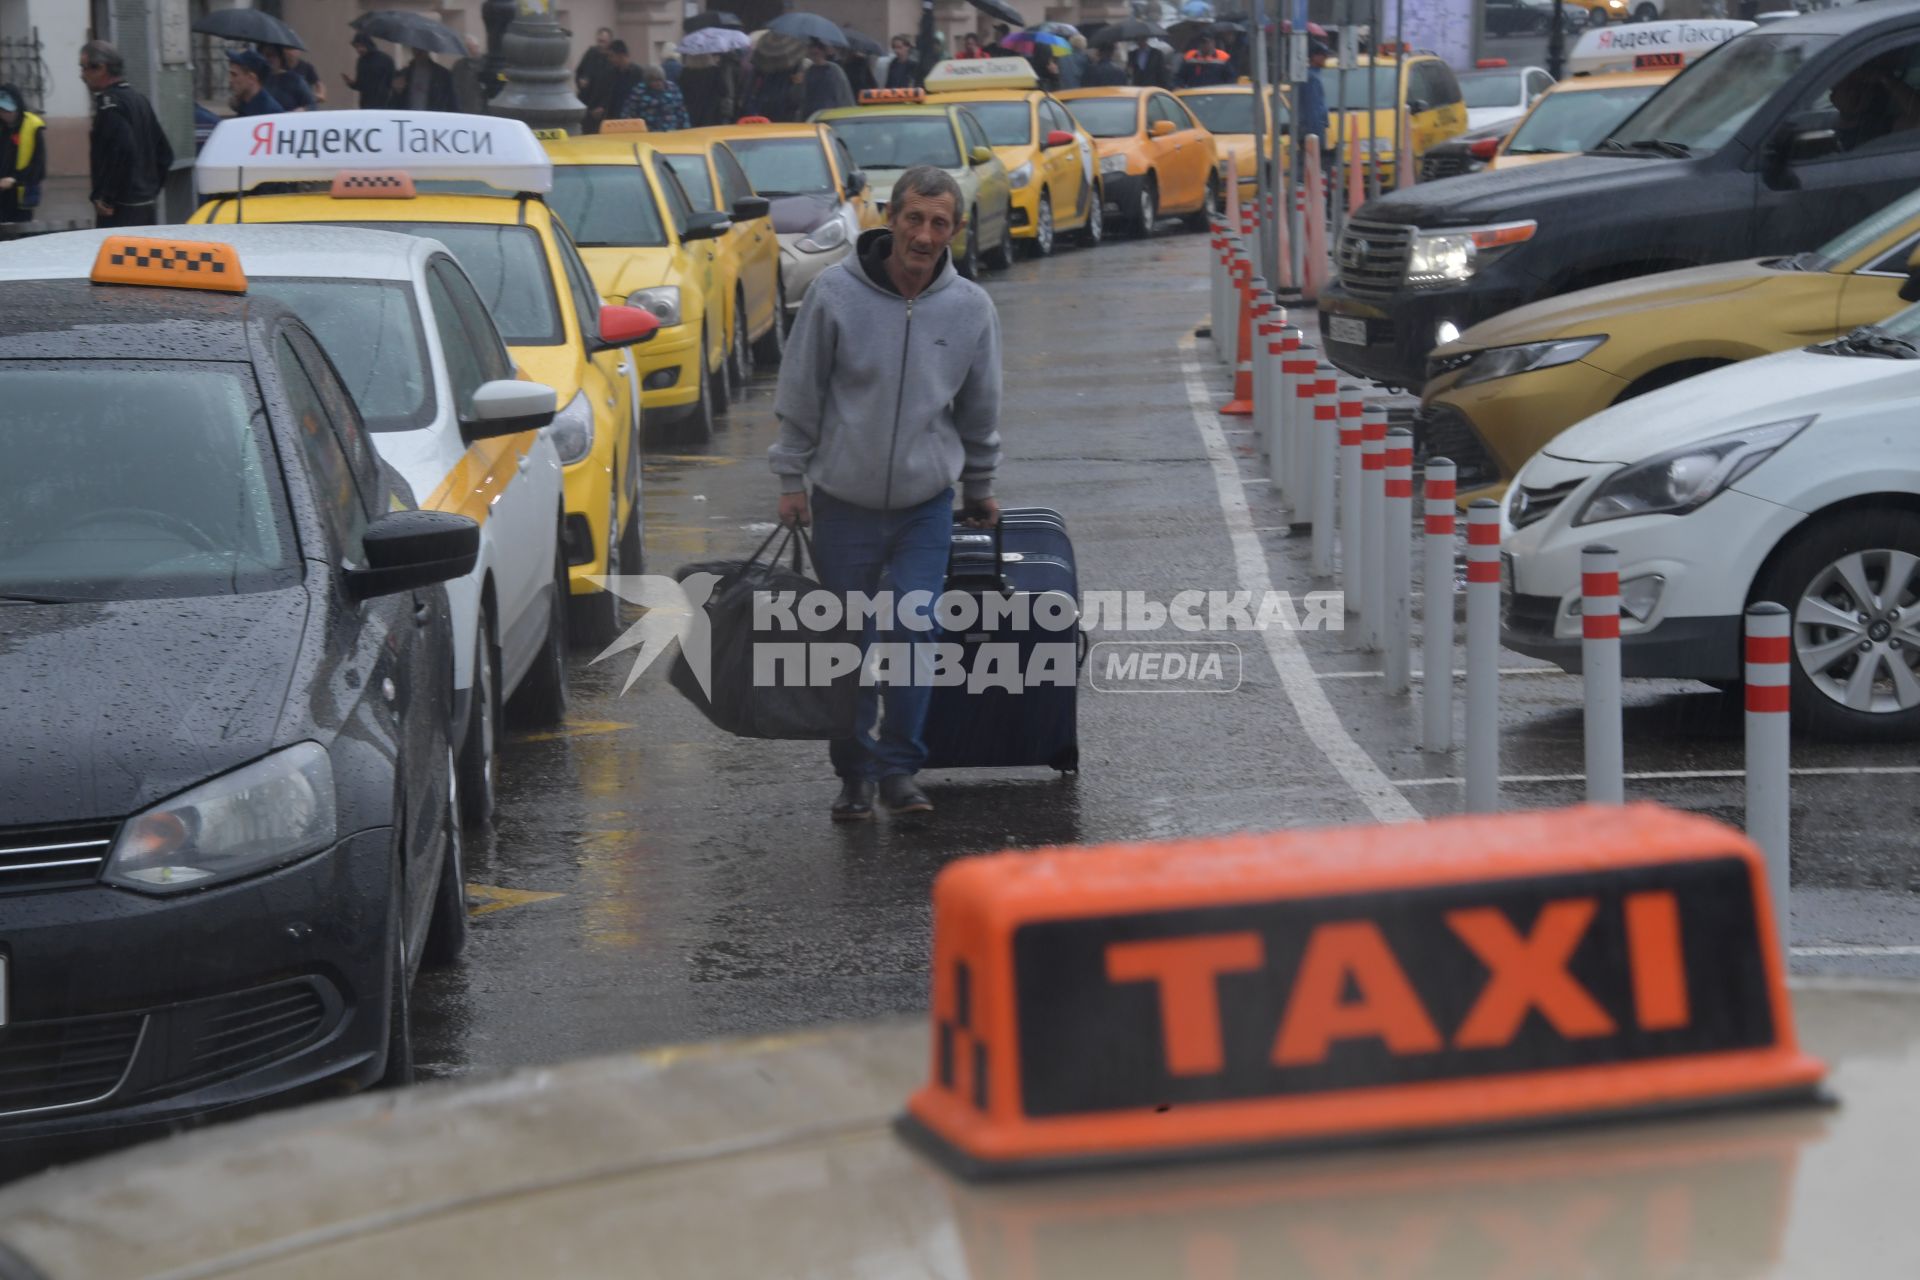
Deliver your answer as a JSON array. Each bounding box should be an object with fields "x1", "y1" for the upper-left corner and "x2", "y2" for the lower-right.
[
  {"x1": 343, "y1": 32, "x2": 395, "y2": 109},
  {"x1": 189, "y1": 7, "x2": 304, "y2": 52},
  {"x1": 1083, "y1": 41, "x2": 1127, "y2": 87},
  {"x1": 1177, "y1": 34, "x2": 1234, "y2": 86},
  {"x1": 1059, "y1": 32, "x2": 1090, "y2": 89},
  {"x1": 587, "y1": 40, "x2": 643, "y2": 129},
  {"x1": 226, "y1": 49, "x2": 286, "y2": 118},
  {"x1": 359, "y1": 11, "x2": 464, "y2": 112},
  {"x1": 679, "y1": 28, "x2": 747, "y2": 126},
  {"x1": 258, "y1": 44, "x2": 316, "y2": 111},
  {"x1": 802, "y1": 40, "x2": 854, "y2": 118},
  {"x1": 746, "y1": 34, "x2": 806, "y2": 122},
  {"x1": 885, "y1": 0, "x2": 941, "y2": 90},
  {"x1": 392, "y1": 46, "x2": 457, "y2": 111}
]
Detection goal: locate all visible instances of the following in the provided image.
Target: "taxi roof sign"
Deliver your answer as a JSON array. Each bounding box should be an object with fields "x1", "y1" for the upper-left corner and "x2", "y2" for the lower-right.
[
  {"x1": 899, "y1": 803, "x2": 1824, "y2": 1178},
  {"x1": 330, "y1": 171, "x2": 416, "y2": 199},
  {"x1": 599, "y1": 118, "x2": 651, "y2": 134},
  {"x1": 1568, "y1": 19, "x2": 1754, "y2": 76},
  {"x1": 859, "y1": 87, "x2": 926, "y2": 104},
  {"x1": 924, "y1": 56, "x2": 1040, "y2": 94},
  {"x1": 196, "y1": 110, "x2": 552, "y2": 195},
  {"x1": 90, "y1": 236, "x2": 247, "y2": 294}
]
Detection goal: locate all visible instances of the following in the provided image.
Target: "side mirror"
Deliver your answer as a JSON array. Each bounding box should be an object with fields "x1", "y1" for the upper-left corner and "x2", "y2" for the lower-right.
[
  {"x1": 461, "y1": 379, "x2": 556, "y2": 442},
  {"x1": 731, "y1": 194, "x2": 771, "y2": 221},
  {"x1": 970, "y1": 144, "x2": 995, "y2": 165},
  {"x1": 1901, "y1": 245, "x2": 1920, "y2": 303},
  {"x1": 1777, "y1": 125, "x2": 1840, "y2": 165},
  {"x1": 1406, "y1": 97, "x2": 1431, "y2": 114},
  {"x1": 1044, "y1": 129, "x2": 1076, "y2": 148},
  {"x1": 594, "y1": 304, "x2": 659, "y2": 351},
  {"x1": 845, "y1": 169, "x2": 869, "y2": 196},
  {"x1": 1149, "y1": 119, "x2": 1176, "y2": 138},
  {"x1": 681, "y1": 209, "x2": 733, "y2": 241},
  {"x1": 346, "y1": 510, "x2": 479, "y2": 600}
]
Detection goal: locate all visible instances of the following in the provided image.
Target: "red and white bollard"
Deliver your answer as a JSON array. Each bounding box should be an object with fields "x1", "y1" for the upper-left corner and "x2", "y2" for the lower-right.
[
  {"x1": 1265, "y1": 325, "x2": 1303, "y2": 484},
  {"x1": 1210, "y1": 226, "x2": 1231, "y2": 364},
  {"x1": 1384, "y1": 427, "x2": 1414, "y2": 695},
  {"x1": 1582, "y1": 544, "x2": 1624, "y2": 805},
  {"x1": 1421, "y1": 459, "x2": 1457, "y2": 753},
  {"x1": 1745, "y1": 600, "x2": 1792, "y2": 953},
  {"x1": 1464, "y1": 499, "x2": 1502, "y2": 813},
  {"x1": 1252, "y1": 298, "x2": 1280, "y2": 457},
  {"x1": 1282, "y1": 345, "x2": 1319, "y2": 513},
  {"x1": 1337, "y1": 393, "x2": 1365, "y2": 617},
  {"x1": 1310, "y1": 368, "x2": 1339, "y2": 577},
  {"x1": 1360, "y1": 404, "x2": 1387, "y2": 652}
]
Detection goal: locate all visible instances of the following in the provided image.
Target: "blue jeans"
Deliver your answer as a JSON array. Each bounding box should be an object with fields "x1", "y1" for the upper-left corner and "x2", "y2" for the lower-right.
[{"x1": 809, "y1": 487, "x2": 953, "y2": 781}]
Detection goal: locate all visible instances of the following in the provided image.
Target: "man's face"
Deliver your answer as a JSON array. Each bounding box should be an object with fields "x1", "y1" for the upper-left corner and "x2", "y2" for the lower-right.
[
  {"x1": 893, "y1": 38, "x2": 911, "y2": 58},
  {"x1": 79, "y1": 58, "x2": 112, "y2": 91},
  {"x1": 228, "y1": 65, "x2": 255, "y2": 98},
  {"x1": 963, "y1": 35, "x2": 979, "y2": 51},
  {"x1": 889, "y1": 189, "x2": 961, "y2": 273},
  {"x1": 596, "y1": 30, "x2": 612, "y2": 49},
  {"x1": 611, "y1": 50, "x2": 631, "y2": 70},
  {"x1": 646, "y1": 73, "x2": 666, "y2": 91}
]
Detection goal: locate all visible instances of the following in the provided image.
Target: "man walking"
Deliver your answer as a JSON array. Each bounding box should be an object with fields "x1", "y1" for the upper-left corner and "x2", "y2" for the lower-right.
[
  {"x1": 226, "y1": 50, "x2": 285, "y2": 118},
  {"x1": 81, "y1": 41, "x2": 171, "y2": 229},
  {"x1": 771, "y1": 166, "x2": 1002, "y2": 821},
  {"x1": 344, "y1": 33, "x2": 395, "y2": 109}
]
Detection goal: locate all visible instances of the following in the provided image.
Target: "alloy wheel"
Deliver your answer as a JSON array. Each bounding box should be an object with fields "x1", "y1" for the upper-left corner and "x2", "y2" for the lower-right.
[{"x1": 1793, "y1": 548, "x2": 1920, "y2": 714}]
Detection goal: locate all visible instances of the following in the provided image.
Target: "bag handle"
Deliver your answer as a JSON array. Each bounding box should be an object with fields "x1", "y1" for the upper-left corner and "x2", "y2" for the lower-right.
[{"x1": 756, "y1": 521, "x2": 822, "y2": 576}]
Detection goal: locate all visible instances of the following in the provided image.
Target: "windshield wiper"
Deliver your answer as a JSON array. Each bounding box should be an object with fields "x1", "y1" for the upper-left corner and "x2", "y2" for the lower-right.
[
  {"x1": 1589, "y1": 138, "x2": 1658, "y2": 157},
  {"x1": 753, "y1": 189, "x2": 805, "y2": 198},
  {"x1": 1625, "y1": 139, "x2": 1692, "y2": 158},
  {"x1": 1825, "y1": 325, "x2": 1920, "y2": 360}
]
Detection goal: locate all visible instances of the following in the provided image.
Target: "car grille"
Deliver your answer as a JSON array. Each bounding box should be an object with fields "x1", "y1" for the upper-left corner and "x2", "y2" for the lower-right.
[
  {"x1": 141, "y1": 981, "x2": 331, "y2": 1099},
  {"x1": 0, "y1": 1013, "x2": 144, "y2": 1116},
  {"x1": 1335, "y1": 218, "x2": 1413, "y2": 300},
  {"x1": 0, "y1": 820, "x2": 118, "y2": 894},
  {"x1": 1421, "y1": 151, "x2": 1477, "y2": 181},
  {"x1": 1412, "y1": 403, "x2": 1500, "y2": 489},
  {"x1": 1510, "y1": 479, "x2": 1584, "y2": 530}
]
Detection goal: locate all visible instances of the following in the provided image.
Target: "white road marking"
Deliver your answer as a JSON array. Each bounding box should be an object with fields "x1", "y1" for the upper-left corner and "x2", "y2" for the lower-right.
[
  {"x1": 1395, "y1": 765, "x2": 1920, "y2": 788},
  {"x1": 1316, "y1": 666, "x2": 1566, "y2": 680},
  {"x1": 1792, "y1": 945, "x2": 1920, "y2": 957},
  {"x1": 1179, "y1": 335, "x2": 1418, "y2": 824}
]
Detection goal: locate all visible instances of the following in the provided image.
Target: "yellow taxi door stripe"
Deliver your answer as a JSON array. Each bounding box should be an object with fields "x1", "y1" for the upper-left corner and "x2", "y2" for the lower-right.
[{"x1": 423, "y1": 431, "x2": 534, "y2": 525}]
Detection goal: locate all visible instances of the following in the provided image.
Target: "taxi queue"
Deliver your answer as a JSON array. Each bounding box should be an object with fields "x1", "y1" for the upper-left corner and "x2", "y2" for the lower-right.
[{"x1": 0, "y1": 56, "x2": 1250, "y2": 1143}]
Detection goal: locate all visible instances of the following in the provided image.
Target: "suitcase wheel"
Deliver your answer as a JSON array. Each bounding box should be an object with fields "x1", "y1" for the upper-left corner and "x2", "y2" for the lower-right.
[{"x1": 1050, "y1": 744, "x2": 1079, "y2": 774}]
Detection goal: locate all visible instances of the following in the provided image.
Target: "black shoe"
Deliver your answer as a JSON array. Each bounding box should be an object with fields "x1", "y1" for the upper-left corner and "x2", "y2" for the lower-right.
[
  {"x1": 879, "y1": 773, "x2": 934, "y2": 815},
  {"x1": 831, "y1": 779, "x2": 876, "y2": 822}
]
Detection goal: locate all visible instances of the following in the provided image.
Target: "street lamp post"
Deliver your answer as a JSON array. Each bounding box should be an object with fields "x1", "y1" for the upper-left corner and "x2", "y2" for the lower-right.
[
  {"x1": 487, "y1": 0, "x2": 587, "y2": 133},
  {"x1": 1547, "y1": 0, "x2": 1568, "y2": 79}
]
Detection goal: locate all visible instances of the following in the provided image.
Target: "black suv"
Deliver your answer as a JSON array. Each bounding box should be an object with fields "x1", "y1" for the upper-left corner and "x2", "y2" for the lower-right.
[{"x1": 1319, "y1": 0, "x2": 1920, "y2": 390}]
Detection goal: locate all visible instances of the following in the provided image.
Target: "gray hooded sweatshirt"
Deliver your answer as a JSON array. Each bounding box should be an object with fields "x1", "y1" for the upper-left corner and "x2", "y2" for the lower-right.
[{"x1": 770, "y1": 228, "x2": 1002, "y2": 510}]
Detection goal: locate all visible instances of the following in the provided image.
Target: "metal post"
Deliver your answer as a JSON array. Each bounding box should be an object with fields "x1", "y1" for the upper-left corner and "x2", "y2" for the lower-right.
[
  {"x1": 1393, "y1": 0, "x2": 1408, "y2": 189},
  {"x1": 1360, "y1": 403, "x2": 1387, "y2": 653},
  {"x1": 1330, "y1": 0, "x2": 1349, "y2": 251},
  {"x1": 1582, "y1": 544, "x2": 1624, "y2": 805},
  {"x1": 1289, "y1": 0, "x2": 1309, "y2": 292},
  {"x1": 1250, "y1": 6, "x2": 1270, "y2": 283},
  {"x1": 1310, "y1": 368, "x2": 1339, "y2": 577},
  {"x1": 1384, "y1": 427, "x2": 1414, "y2": 694},
  {"x1": 1547, "y1": 0, "x2": 1568, "y2": 81},
  {"x1": 1745, "y1": 601, "x2": 1792, "y2": 955},
  {"x1": 1255, "y1": 300, "x2": 1280, "y2": 460},
  {"x1": 1421, "y1": 459, "x2": 1457, "y2": 752},
  {"x1": 1464, "y1": 499, "x2": 1501, "y2": 813},
  {"x1": 1369, "y1": 0, "x2": 1384, "y2": 201},
  {"x1": 488, "y1": 0, "x2": 586, "y2": 132},
  {"x1": 1281, "y1": 339, "x2": 1317, "y2": 510},
  {"x1": 1338, "y1": 395, "x2": 1365, "y2": 620}
]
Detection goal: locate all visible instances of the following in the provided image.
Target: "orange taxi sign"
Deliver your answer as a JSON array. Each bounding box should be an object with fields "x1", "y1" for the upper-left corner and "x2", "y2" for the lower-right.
[
  {"x1": 859, "y1": 88, "x2": 925, "y2": 104},
  {"x1": 600, "y1": 118, "x2": 651, "y2": 134},
  {"x1": 330, "y1": 170, "x2": 416, "y2": 199},
  {"x1": 90, "y1": 236, "x2": 247, "y2": 294},
  {"x1": 899, "y1": 804, "x2": 1825, "y2": 1178}
]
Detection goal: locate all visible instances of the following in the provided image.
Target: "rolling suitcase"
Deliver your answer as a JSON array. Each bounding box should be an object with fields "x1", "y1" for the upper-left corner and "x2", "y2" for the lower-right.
[{"x1": 921, "y1": 506, "x2": 1084, "y2": 773}]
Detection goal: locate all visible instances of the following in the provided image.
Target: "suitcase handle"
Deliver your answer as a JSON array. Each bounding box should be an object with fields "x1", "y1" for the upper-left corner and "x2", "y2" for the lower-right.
[{"x1": 949, "y1": 516, "x2": 1011, "y2": 594}]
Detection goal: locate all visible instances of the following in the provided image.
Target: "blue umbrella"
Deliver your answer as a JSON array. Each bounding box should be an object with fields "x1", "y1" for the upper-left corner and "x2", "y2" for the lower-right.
[{"x1": 1181, "y1": 0, "x2": 1216, "y2": 18}]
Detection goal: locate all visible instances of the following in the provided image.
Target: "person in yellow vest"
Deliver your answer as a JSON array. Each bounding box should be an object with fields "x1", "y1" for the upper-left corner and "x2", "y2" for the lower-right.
[{"x1": 0, "y1": 86, "x2": 45, "y2": 224}]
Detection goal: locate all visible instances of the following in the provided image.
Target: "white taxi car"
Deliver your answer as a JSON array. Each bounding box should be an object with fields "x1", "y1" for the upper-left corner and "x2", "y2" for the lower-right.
[
  {"x1": 0, "y1": 224, "x2": 572, "y2": 825},
  {"x1": 1501, "y1": 308, "x2": 1920, "y2": 739}
]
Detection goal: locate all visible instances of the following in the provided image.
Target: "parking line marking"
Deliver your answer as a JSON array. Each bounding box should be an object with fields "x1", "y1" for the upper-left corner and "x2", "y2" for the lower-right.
[
  {"x1": 1179, "y1": 335, "x2": 1418, "y2": 824},
  {"x1": 1791, "y1": 945, "x2": 1920, "y2": 957},
  {"x1": 1394, "y1": 765, "x2": 1920, "y2": 788},
  {"x1": 513, "y1": 719, "x2": 636, "y2": 744},
  {"x1": 466, "y1": 884, "x2": 565, "y2": 917}
]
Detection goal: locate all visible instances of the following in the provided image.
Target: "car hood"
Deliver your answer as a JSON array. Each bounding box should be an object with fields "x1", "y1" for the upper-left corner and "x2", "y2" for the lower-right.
[
  {"x1": 1444, "y1": 258, "x2": 1783, "y2": 350},
  {"x1": 770, "y1": 193, "x2": 839, "y2": 236},
  {"x1": 1544, "y1": 346, "x2": 1920, "y2": 465},
  {"x1": 579, "y1": 246, "x2": 674, "y2": 301},
  {"x1": 0, "y1": 587, "x2": 307, "y2": 825},
  {"x1": 1360, "y1": 152, "x2": 1687, "y2": 228}
]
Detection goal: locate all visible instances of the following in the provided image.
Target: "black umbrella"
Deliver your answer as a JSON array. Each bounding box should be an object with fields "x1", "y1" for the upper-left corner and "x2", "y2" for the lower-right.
[
  {"x1": 685, "y1": 11, "x2": 745, "y2": 33},
  {"x1": 354, "y1": 10, "x2": 466, "y2": 56},
  {"x1": 967, "y1": 0, "x2": 1028, "y2": 27},
  {"x1": 766, "y1": 12, "x2": 848, "y2": 47},
  {"x1": 840, "y1": 26, "x2": 886, "y2": 56},
  {"x1": 1089, "y1": 19, "x2": 1168, "y2": 47},
  {"x1": 192, "y1": 9, "x2": 305, "y2": 50}
]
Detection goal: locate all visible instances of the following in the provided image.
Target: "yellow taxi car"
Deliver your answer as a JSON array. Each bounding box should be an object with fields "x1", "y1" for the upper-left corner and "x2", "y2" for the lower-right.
[
  {"x1": 1322, "y1": 51, "x2": 1469, "y2": 184},
  {"x1": 541, "y1": 128, "x2": 738, "y2": 441},
  {"x1": 191, "y1": 112, "x2": 652, "y2": 646},
  {"x1": 644, "y1": 128, "x2": 786, "y2": 383},
  {"x1": 1058, "y1": 85, "x2": 1221, "y2": 236},
  {"x1": 700, "y1": 120, "x2": 881, "y2": 323},
  {"x1": 1175, "y1": 83, "x2": 1286, "y2": 210},
  {"x1": 923, "y1": 56, "x2": 1104, "y2": 256},
  {"x1": 1420, "y1": 185, "x2": 1920, "y2": 496}
]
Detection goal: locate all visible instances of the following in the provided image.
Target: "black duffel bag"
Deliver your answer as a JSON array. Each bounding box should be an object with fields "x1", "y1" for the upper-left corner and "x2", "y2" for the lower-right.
[{"x1": 668, "y1": 524, "x2": 859, "y2": 740}]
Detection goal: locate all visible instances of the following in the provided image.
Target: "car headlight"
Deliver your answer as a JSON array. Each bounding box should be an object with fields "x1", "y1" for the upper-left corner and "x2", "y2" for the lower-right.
[
  {"x1": 1008, "y1": 161, "x2": 1033, "y2": 188},
  {"x1": 545, "y1": 389, "x2": 595, "y2": 466},
  {"x1": 104, "y1": 743, "x2": 336, "y2": 894},
  {"x1": 1575, "y1": 417, "x2": 1812, "y2": 526},
  {"x1": 1406, "y1": 221, "x2": 1536, "y2": 285},
  {"x1": 1451, "y1": 336, "x2": 1606, "y2": 388},
  {"x1": 625, "y1": 286, "x2": 681, "y2": 326},
  {"x1": 1100, "y1": 153, "x2": 1129, "y2": 175},
  {"x1": 798, "y1": 217, "x2": 848, "y2": 253}
]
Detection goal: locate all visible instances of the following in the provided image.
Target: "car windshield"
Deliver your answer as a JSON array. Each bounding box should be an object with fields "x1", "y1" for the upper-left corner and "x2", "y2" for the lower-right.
[
  {"x1": 1460, "y1": 70, "x2": 1521, "y2": 108},
  {"x1": 659, "y1": 154, "x2": 717, "y2": 210},
  {"x1": 249, "y1": 280, "x2": 435, "y2": 433},
  {"x1": 726, "y1": 136, "x2": 835, "y2": 196},
  {"x1": 1065, "y1": 97, "x2": 1139, "y2": 138},
  {"x1": 0, "y1": 363, "x2": 295, "y2": 601},
  {"x1": 1505, "y1": 85, "x2": 1659, "y2": 153},
  {"x1": 1335, "y1": 66, "x2": 1402, "y2": 110},
  {"x1": 352, "y1": 221, "x2": 563, "y2": 346},
  {"x1": 1603, "y1": 32, "x2": 1833, "y2": 154},
  {"x1": 958, "y1": 99, "x2": 1032, "y2": 146},
  {"x1": 830, "y1": 116, "x2": 962, "y2": 169},
  {"x1": 1803, "y1": 187, "x2": 1920, "y2": 273},
  {"x1": 1181, "y1": 92, "x2": 1271, "y2": 135},
  {"x1": 547, "y1": 166, "x2": 672, "y2": 248}
]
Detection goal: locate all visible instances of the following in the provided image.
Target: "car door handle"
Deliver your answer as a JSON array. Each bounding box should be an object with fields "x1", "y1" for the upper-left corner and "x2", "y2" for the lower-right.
[{"x1": 518, "y1": 452, "x2": 532, "y2": 473}]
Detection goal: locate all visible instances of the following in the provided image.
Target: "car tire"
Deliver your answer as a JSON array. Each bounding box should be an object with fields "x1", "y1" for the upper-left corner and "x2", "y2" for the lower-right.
[
  {"x1": 619, "y1": 412, "x2": 644, "y2": 576},
  {"x1": 1632, "y1": 2, "x2": 1657, "y2": 18},
  {"x1": 1030, "y1": 190, "x2": 1056, "y2": 258},
  {"x1": 706, "y1": 319, "x2": 732, "y2": 416},
  {"x1": 422, "y1": 744, "x2": 468, "y2": 969},
  {"x1": 456, "y1": 614, "x2": 497, "y2": 830},
  {"x1": 985, "y1": 215, "x2": 1014, "y2": 269},
  {"x1": 1134, "y1": 177, "x2": 1158, "y2": 237},
  {"x1": 514, "y1": 530, "x2": 571, "y2": 722},
  {"x1": 957, "y1": 212, "x2": 981, "y2": 279},
  {"x1": 1753, "y1": 507, "x2": 1920, "y2": 741},
  {"x1": 729, "y1": 289, "x2": 752, "y2": 388},
  {"x1": 377, "y1": 858, "x2": 414, "y2": 1088},
  {"x1": 752, "y1": 274, "x2": 787, "y2": 366},
  {"x1": 570, "y1": 484, "x2": 626, "y2": 646},
  {"x1": 1077, "y1": 188, "x2": 1104, "y2": 247},
  {"x1": 1186, "y1": 173, "x2": 1220, "y2": 231}
]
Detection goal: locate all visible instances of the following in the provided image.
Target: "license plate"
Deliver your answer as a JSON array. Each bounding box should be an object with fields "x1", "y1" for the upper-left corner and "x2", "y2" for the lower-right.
[{"x1": 1327, "y1": 316, "x2": 1368, "y2": 346}]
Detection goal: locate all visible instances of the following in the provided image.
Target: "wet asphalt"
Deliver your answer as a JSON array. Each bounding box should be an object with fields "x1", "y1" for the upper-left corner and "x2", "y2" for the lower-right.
[{"x1": 411, "y1": 222, "x2": 1920, "y2": 1085}]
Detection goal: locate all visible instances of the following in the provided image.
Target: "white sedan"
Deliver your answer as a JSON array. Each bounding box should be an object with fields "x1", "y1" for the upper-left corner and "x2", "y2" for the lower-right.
[
  {"x1": 1457, "y1": 64, "x2": 1555, "y2": 133},
  {"x1": 1500, "y1": 313, "x2": 1920, "y2": 738}
]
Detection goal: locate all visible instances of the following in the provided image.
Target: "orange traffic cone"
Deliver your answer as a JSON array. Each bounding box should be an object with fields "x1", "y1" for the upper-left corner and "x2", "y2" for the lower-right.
[{"x1": 1220, "y1": 259, "x2": 1258, "y2": 416}]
